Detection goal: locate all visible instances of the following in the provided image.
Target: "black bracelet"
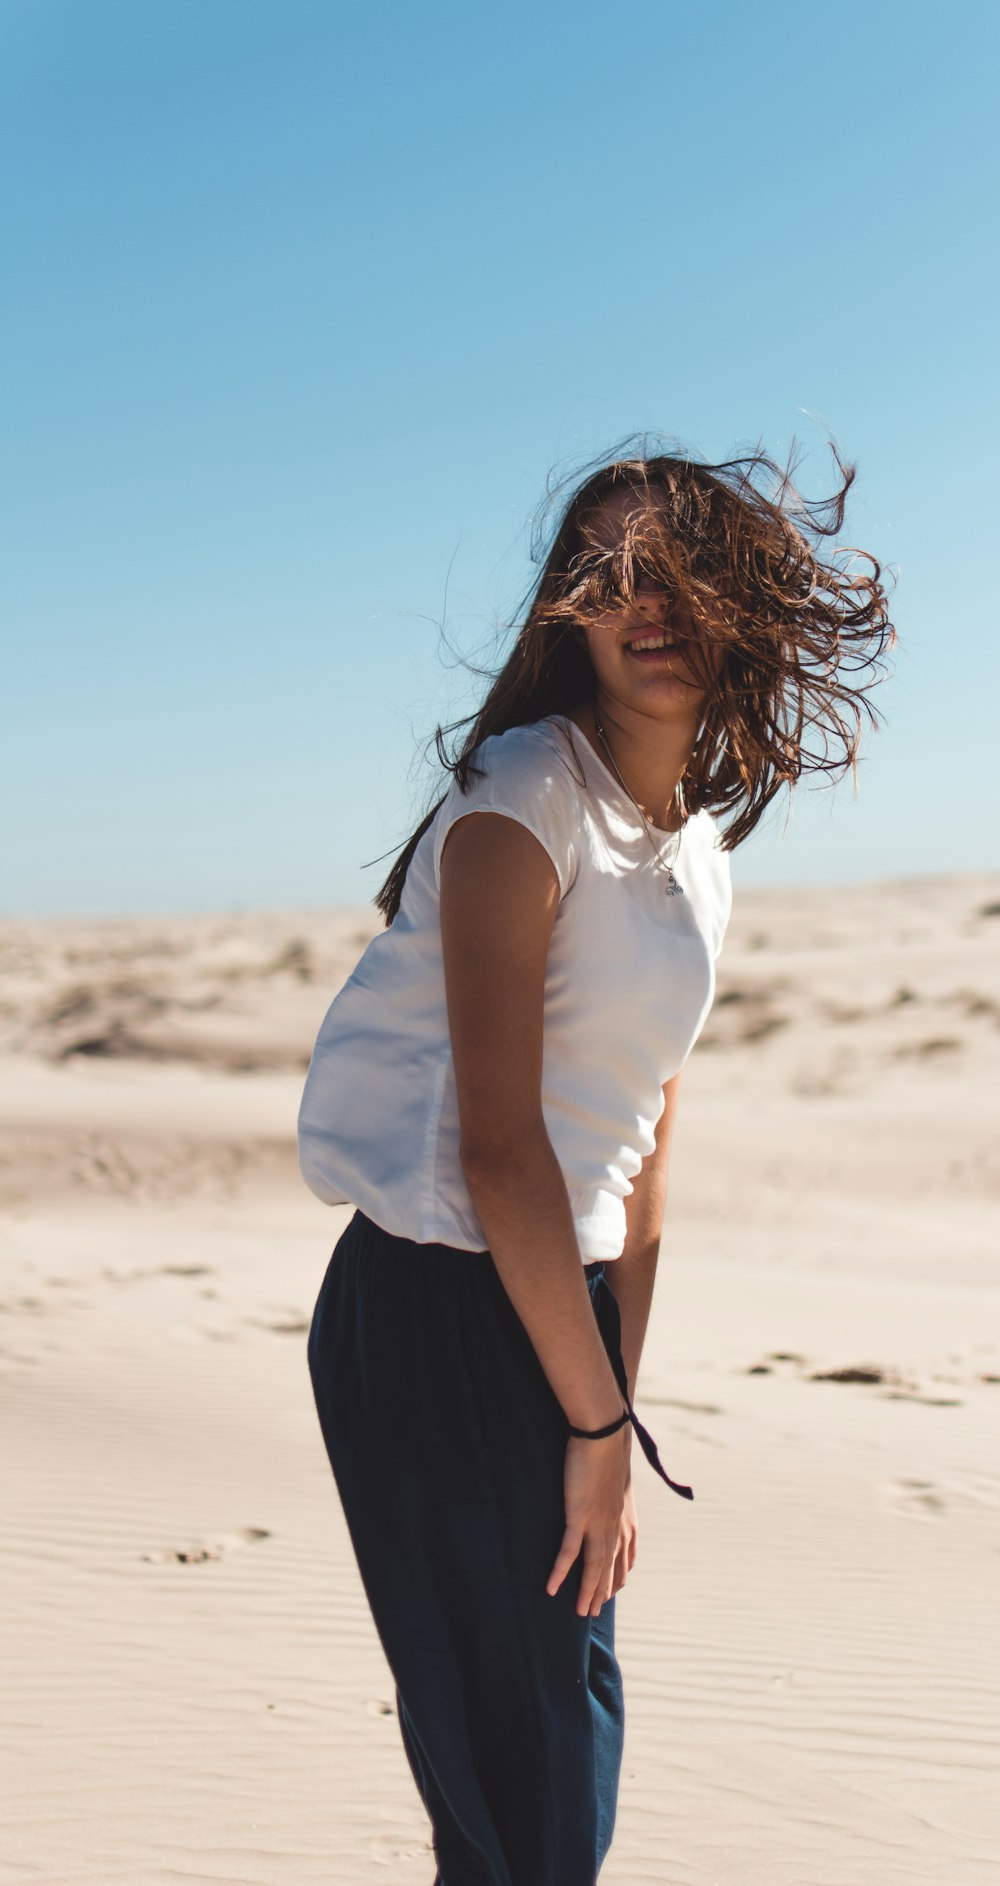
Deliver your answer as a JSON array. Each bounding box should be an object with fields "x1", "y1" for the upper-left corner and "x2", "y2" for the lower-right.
[{"x1": 567, "y1": 1406, "x2": 631, "y2": 1440}]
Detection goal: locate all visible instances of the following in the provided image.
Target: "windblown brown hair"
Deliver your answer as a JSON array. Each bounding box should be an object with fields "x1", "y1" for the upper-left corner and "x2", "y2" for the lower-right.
[{"x1": 374, "y1": 433, "x2": 896, "y2": 924}]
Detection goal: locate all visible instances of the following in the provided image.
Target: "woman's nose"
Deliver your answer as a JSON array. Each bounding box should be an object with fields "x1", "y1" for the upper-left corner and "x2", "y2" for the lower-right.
[{"x1": 632, "y1": 577, "x2": 672, "y2": 622}]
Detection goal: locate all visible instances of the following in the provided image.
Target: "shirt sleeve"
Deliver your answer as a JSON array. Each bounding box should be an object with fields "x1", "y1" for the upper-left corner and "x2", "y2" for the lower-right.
[{"x1": 431, "y1": 724, "x2": 579, "y2": 900}]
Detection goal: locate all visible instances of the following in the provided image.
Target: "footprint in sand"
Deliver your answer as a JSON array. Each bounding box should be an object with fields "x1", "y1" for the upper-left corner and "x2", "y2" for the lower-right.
[
  {"x1": 141, "y1": 1526, "x2": 271, "y2": 1564},
  {"x1": 808, "y1": 1364, "x2": 887, "y2": 1384},
  {"x1": 244, "y1": 1312, "x2": 312, "y2": 1335},
  {"x1": 808, "y1": 1363, "x2": 964, "y2": 1404},
  {"x1": 881, "y1": 1478, "x2": 948, "y2": 1519},
  {"x1": 745, "y1": 1351, "x2": 806, "y2": 1376},
  {"x1": 879, "y1": 1473, "x2": 1000, "y2": 1521},
  {"x1": 746, "y1": 1356, "x2": 887, "y2": 1384},
  {"x1": 746, "y1": 1355, "x2": 965, "y2": 1404}
]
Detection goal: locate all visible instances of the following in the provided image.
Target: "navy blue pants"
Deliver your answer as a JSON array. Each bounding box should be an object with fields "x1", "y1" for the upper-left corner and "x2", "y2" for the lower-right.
[{"x1": 307, "y1": 1209, "x2": 630, "y2": 1885}]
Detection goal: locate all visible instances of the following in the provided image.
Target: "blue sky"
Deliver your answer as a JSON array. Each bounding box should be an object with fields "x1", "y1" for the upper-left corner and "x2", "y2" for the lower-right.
[{"x1": 3, "y1": 0, "x2": 997, "y2": 916}]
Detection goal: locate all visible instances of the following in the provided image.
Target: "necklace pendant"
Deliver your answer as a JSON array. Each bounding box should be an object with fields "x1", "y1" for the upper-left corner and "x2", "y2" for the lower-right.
[{"x1": 665, "y1": 872, "x2": 684, "y2": 897}]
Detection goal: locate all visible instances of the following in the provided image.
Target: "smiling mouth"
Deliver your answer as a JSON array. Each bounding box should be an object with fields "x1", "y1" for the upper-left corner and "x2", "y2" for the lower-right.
[{"x1": 624, "y1": 631, "x2": 679, "y2": 657}]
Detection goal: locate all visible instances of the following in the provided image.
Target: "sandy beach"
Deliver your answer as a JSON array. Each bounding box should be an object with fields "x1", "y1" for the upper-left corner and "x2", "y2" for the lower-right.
[{"x1": 2, "y1": 872, "x2": 998, "y2": 1884}]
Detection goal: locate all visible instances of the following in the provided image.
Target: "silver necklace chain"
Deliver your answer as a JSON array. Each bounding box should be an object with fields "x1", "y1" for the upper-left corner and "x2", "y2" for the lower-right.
[{"x1": 594, "y1": 716, "x2": 686, "y2": 897}]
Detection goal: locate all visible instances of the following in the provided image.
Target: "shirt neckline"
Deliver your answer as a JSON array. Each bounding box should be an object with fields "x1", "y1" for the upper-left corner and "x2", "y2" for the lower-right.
[{"x1": 545, "y1": 712, "x2": 691, "y2": 839}]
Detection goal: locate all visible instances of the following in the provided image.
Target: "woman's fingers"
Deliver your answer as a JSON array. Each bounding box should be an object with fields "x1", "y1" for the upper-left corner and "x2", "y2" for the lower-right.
[
  {"x1": 546, "y1": 1525, "x2": 584, "y2": 1598},
  {"x1": 547, "y1": 1527, "x2": 617, "y2": 1615},
  {"x1": 580, "y1": 1538, "x2": 615, "y2": 1617},
  {"x1": 552, "y1": 1433, "x2": 628, "y2": 1611},
  {"x1": 588, "y1": 1576, "x2": 615, "y2": 1617}
]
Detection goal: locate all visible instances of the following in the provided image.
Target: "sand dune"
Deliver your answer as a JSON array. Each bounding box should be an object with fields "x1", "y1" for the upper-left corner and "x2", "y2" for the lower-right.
[{"x1": 1, "y1": 873, "x2": 998, "y2": 1882}]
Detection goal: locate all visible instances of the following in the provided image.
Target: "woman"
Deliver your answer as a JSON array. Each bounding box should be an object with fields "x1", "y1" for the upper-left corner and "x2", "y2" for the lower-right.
[{"x1": 299, "y1": 439, "x2": 893, "y2": 1884}]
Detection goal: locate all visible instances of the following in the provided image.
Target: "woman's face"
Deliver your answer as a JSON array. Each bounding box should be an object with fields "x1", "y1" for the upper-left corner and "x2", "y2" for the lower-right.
[{"x1": 576, "y1": 488, "x2": 728, "y2": 719}]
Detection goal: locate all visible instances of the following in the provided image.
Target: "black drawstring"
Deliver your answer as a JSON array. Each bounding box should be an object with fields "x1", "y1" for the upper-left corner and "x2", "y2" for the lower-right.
[{"x1": 607, "y1": 1336, "x2": 694, "y2": 1502}]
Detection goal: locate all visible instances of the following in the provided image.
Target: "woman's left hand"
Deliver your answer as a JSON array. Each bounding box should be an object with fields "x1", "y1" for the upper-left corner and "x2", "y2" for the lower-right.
[{"x1": 610, "y1": 1471, "x2": 637, "y2": 1596}]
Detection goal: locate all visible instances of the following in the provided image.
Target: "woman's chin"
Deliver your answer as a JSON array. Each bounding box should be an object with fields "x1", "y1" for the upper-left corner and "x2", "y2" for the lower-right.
[{"x1": 617, "y1": 665, "x2": 703, "y2": 711}]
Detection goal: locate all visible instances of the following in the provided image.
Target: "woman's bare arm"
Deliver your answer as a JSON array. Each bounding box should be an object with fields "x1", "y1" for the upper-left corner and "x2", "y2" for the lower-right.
[
  {"x1": 439, "y1": 810, "x2": 624, "y2": 1434},
  {"x1": 605, "y1": 1072, "x2": 682, "y2": 1400},
  {"x1": 439, "y1": 808, "x2": 629, "y2": 1617}
]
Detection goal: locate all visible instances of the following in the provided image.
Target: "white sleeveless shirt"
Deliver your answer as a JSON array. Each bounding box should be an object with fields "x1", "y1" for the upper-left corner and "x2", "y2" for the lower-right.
[{"x1": 298, "y1": 714, "x2": 733, "y2": 1260}]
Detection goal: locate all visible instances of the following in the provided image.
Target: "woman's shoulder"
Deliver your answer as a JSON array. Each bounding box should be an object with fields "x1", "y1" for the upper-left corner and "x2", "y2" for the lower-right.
[
  {"x1": 472, "y1": 714, "x2": 575, "y2": 762},
  {"x1": 465, "y1": 716, "x2": 584, "y2": 796},
  {"x1": 431, "y1": 718, "x2": 583, "y2": 896}
]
